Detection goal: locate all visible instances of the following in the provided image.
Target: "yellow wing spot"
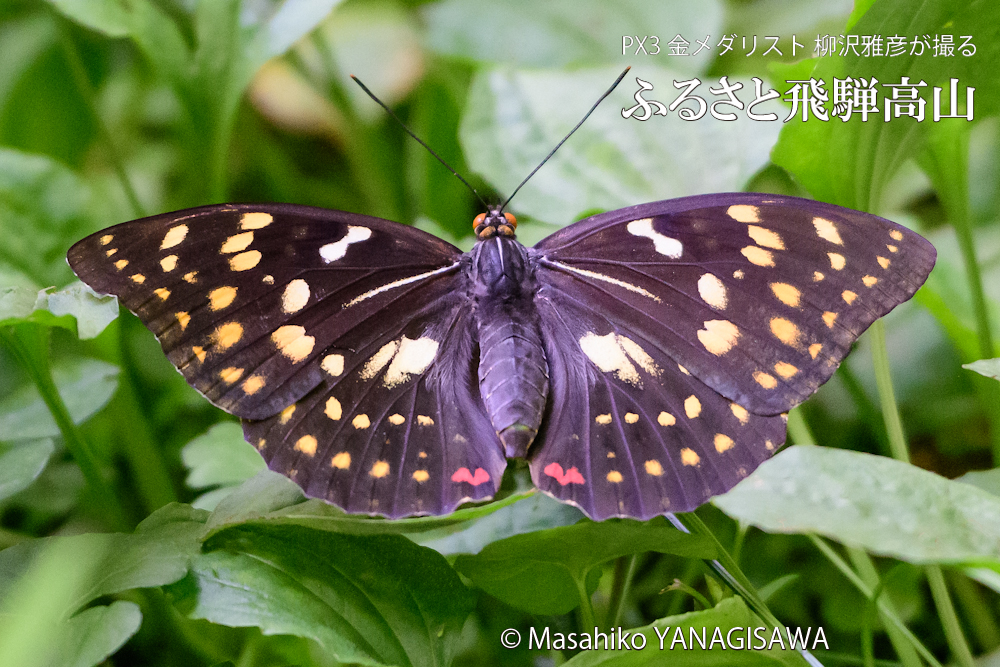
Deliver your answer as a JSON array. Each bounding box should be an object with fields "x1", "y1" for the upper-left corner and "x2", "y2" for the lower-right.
[
  {"x1": 161, "y1": 225, "x2": 188, "y2": 250},
  {"x1": 192, "y1": 346, "x2": 206, "y2": 363},
  {"x1": 741, "y1": 245, "x2": 774, "y2": 267},
  {"x1": 678, "y1": 364, "x2": 691, "y2": 375},
  {"x1": 733, "y1": 269, "x2": 745, "y2": 279},
  {"x1": 822, "y1": 311, "x2": 838, "y2": 328},
  {"x1": 765, "y1": 439, "x2": 776, "y2": 451},
  {"x1": 154, "y1": 288, "x2": 170, "y2": 301},
  {"x1": 842, "y1": 290, "x2": 858, "y2": 304},
  {"x1": 115, "y1": 259, "x2": 129, "y2": 270},
  {"x1": 183, "y1": 271, "x2": 198, "y2": 284},
  {"x1": 769, "y1": 317, "x2": 800, "y2": 346},
  {"x1": 754, "y1": 371, "x2": 778, "y2": 389},
  {"x1": 862, "y1": 275, "x2": 878, "y2": 287},
  {"x1": 208, "y1": 286, "x2": 237, "y2": 310},
  {"x1": 645, "y1": 460, "x2": 664, "y2": 476},
  {"x1": 730, "y1": 403, "x2": 749, "y2": 424},
  {"x1": 219, "y1": 367, "x2": 244, "y2": 383},
  {"x1": 321, "y1": 354, "x2": 345, "y2": 376},
  {"x1": 697, "y1": 273, "x2": 727, "y2": 309},
  {"x1": 271, "y1": 325, "x2": 315, "y2": 363},
  {"x1": 684, "y1": 395, "x2": 702, "y2": 419},
  {"x1": 160, "y1": 255, "x2": 178, "y2": 272},
  {"x1": 698, "y1": 319, "x2": 740, "y2": 356},
  {"x1": 770, "y1": 282, "x2": 801, "y2": 308},
  {"x1": 680, "y1": 448, "x2": 700, "y2": 466},
  {"x1": 241, "y1": 212, "x2": 273, "y2": 229},
  {"x1": 727, "y1": 204, "x2": 759, "y2": 222},
  {"x1": 105, "y1": 248, "x2": 117, "y2": 257},
  {"x1": 229, "y1": 250, "x2": 262, "y2": 271},
  {"x1": 813, "y1": 271, "x2": 824, "y2": 282},
  {"x1": 370, "y1": 460, "x2": 390, "y2": 478},
  {"x1": 624, "y1": 412, "x2": 639, "y2": 424},
  {"x1": 221, "y1": 231, "x2": 254, "y2": 254},
  {"x1": 176, "y1": 312, "x2": 191, "y2": 330},
  {"x1": 418, "y1": 451, "x2": 427, "y2": 458},
  {"x1": 331, "y1": 451, "x2": 351, "y2": 469},
  {"x1": 295, "y1": 435, "x2": 318, "y2": 457},
  {"x1": 242, "y1": 375, "x2": 265, "y2": 395},
  {"x1": 886, "y1": 244, "x2": 898, "y2": 253},
  {"x1": 812, "y1": 217, "x2": 843, "y2": 245},
  {"x1": 263, "y1": 275, "x2": 274, "y2": 285},
  {"x1": 256, "y1": 439, "x2": 266, "y2": 450},
  {"x1": 595, "y1": 413, "x2": 613, "y2": 425},
  {"x1": 606, "y1": 471, "x2": 623, "y2": 483},
  {"x1": 890, "y1": 229, "x2": 904, "y2": 241},
  {"x1": 282, "y1": 279, "x2": 310, "y2": 314},
  {"x1": 828, "y1": 253, "x2": 846, "y2": 270},
  {"x1": 279, "y1": 404, "x2": 296, "y2": 424},
  {"x1": 130, "y1": 274, "x2": 146, "y2": 284},
  {"x1": 417, "y1": 415, "x2": 434, "y2": 426},
  {"x1": 809, "y1": 343, "x2": 823, "y2": 359},
  {"x1": 657, "y1": 411, "x2": 676, "y2": 426},
  {"x1": 353, "y1": 414, "x2": 371, "y2": 429},
  {"x1": 774, "y1": 361, "x2": 799, "y2": 379},
  {"x1": 388, "y1": 414, "x2": 405, "y2": 425},
  {"x1": 212, "y1": 321, "x2": 243, "y2": 351},
  {"x1": 607, "y1": 452, "x2": 616, "y2": 458},
  {"x1": 714, "y1": 433, "x2": 735, "y2": 453},
  {"x1": 100, "y1": 234, "x2": 113, "y2": 245},
  {"x1": 325, "y1": 397, "x2": 342, "y2": 421},
  {"x1": 747, "y1": 225, "x2": 785, "y2": 250},
  {"x1": 877, "y1": 256, "x2": 891, "y2": 269},
  {"x1": 412, "y1": 470, "x2": 429, "y2": 483}
]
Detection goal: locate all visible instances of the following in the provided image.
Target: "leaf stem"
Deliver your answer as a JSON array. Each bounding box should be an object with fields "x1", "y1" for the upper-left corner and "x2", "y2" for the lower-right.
[
  {"x1": 576, "y1": 577, "x2": 596, "y2": 633},
  {"x1": 927, "y1": 566, "x2": 976, "y2": 667},
  {"x1": 606, "y1": 555, "x2": 639, "y2": 628}
]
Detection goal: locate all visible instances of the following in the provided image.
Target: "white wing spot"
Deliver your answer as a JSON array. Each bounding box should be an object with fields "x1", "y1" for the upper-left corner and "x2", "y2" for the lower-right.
[
  {"x1": 548, "y1": 261, "x2": 661, "y2": 303},
  {"x1": 320, "y1": 226, "x2": 372, "y2": 263},
  {"x1": 828, "y1": 252, "x2": 846, "y2": 270},
  {"x1": 697, "y1": 273, "x2": 727, "y2": 310},
  {"x1": 813, "y1": 217, "x2": 843, "y2": 244},
  {"x1": 282, "y1": 279, "x2": 310, "y2": 314},
  {"x1": 361, "y1": 341, "x2": 398, "y2": 380},
  {"x1": 321, "y1": 354, "x2": 344, "y2": 376},
  {"x1": 626, "y1": 218, "x2": 683, "y2": 258},
  {"x1": 383, "y1": 336, "x2": 439, "y2": 388},
  {"x1": 160, "y1": 255, "x2": 178, "y2": 272},
  {"x1": 579, "y1": 332, "x2": 650, "y2": 385}
]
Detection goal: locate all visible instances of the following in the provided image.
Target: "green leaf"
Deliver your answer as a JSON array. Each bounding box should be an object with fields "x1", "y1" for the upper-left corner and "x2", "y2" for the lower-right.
[
  {"x1": 0, "y1": 503, "x2": 206, "y2": 615},
  {"x1": 46, "y1": 0, "x2": 132, "y2": 37},
  {"x1": 956, "y1": 468, "x2": 1000, "y2": 498},
  {"x1": 561, "y1": 597, "x2": 809, "y2": 666},
  {"x1": 461, "y1": 67, "x2": 782, "y2": 226},
  {"x1": 964, "y1": 358, "x2": 1000, "y2": 381},
  {"x1": 714, "y1": 446, "x2": 1000, "y2": 570},
  {"x1": 51, "y1": 601, "x2": 143, "y2": 667},
  {"x1": 0, "y1": 149, "x2": 92, "y2": 286},
  {"x1": 426, "y1": 0, "x2": 722, "y2": 73},
  {"x1": 0, "y1": 357, "x2": 119, "y2": 440},
  {"x1": 181, "y1": 423, "x2": 266, "y2": 504},
  {"x1": 454, "y1": 518, "x2": 715, "y2": 615},
  {"x1": 179, "y1": 524, "x2": 475, "y2": 667},
  {"x1": 0, "y1": 439, "x2": 54, "y2": 503},
  {"x1": 0, "y1": 283, "x2": 117, "y2": 339}
]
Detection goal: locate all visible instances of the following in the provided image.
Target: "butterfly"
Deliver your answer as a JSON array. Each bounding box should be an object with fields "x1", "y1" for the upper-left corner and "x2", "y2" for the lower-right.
[{"x1": 67, "y1": 191, "x2": 935, "y2": 520}]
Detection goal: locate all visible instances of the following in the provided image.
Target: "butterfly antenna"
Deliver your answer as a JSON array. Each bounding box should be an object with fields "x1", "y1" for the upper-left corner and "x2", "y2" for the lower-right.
[
  {"x1": 351, "y1": 75, "x2": 490, "y2": 210},
  {"x1": 500, "y1": 66, "x2": 630, "y2": 212}
]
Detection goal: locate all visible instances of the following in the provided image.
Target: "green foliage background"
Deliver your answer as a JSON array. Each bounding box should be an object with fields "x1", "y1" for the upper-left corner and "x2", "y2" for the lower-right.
[{"x1": 1, "y1": 0, "x2": 999, "y2": 665}]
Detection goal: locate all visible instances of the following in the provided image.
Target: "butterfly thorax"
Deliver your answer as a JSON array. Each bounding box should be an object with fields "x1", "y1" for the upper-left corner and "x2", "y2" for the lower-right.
[{"x1": 470, "y1": 233, "x2": 549, "y2": 459}]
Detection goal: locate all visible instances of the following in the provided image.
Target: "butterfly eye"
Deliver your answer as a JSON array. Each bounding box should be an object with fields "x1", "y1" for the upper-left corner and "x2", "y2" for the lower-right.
[
  {"x1": 502, "y1": 212, "x2": 517, "y2": 229},
  {"x1": 473, "y1": 212, "x2": 487, "y2": 231}
]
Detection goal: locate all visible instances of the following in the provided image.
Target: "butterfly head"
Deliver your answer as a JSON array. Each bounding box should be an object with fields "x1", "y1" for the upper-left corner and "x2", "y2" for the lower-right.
[{"x1": 474, "y1": 207, "x2": 517, "y2": 240}]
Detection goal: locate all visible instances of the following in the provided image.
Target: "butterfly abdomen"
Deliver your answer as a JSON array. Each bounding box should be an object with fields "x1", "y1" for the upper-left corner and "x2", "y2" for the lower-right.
[{"x1": 472, "y1": 236, "x2": 549, "y2": 458}]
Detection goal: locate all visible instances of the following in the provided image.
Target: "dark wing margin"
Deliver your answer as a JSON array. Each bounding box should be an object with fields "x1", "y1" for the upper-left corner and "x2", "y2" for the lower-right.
[{"x1": 532, "y1": 193, "x2": 936, "y2": 416}]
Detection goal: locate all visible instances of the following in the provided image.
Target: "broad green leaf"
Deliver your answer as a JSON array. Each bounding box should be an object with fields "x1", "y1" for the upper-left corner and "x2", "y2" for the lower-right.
[
  {"x1": 561, "y1": 597, "x2": 810, "y2": 666},
  {"x1": 45, "y1": 0, "x2": 132, "y2": 36},
  {"x1": 964, "y1": 358, "x2": 1000, "y2": 381},
  {"x1": 0, "y1": 503, "x2": 206, "y2": 615},
  {"x1": 204, "y1": 468, "x2": 534, "y2": 537},
  {"x1": 454, "y1": 519, "x2": 715, "y2": 615},
  {"x1": 0, "y1": 149, "x2": 92, "y2": 286},
  {"x1": 0, "y1": 357, "x2": 119, "y2": 440},
  {"x1": 50, "y1": 601, "x2": 142, "y2": 667},
  {"x1": 714, "y1": 446, "x2": 1000, "y2": 570},
  {"x1": 426, "y1": 0, "x2": 721, "y2": 73},
  {"x1": 0, "y1": 439, "x2": 54, "y2": 502},
  {"x1": 0, "y1": 282, "x2": 117, "y2": 338},
  {"x1": 178, "y1": 524, "x2": 475, "y2": 667},
  {"x1": 181, "y1": 423, "x2": 265, "y2": 491},
  {"x1": 461, "y1": 67, "x2": 782, "y2": 226},
  {"x1": 957, "y1": 468, "x2": 1000, "y2": 498}
]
